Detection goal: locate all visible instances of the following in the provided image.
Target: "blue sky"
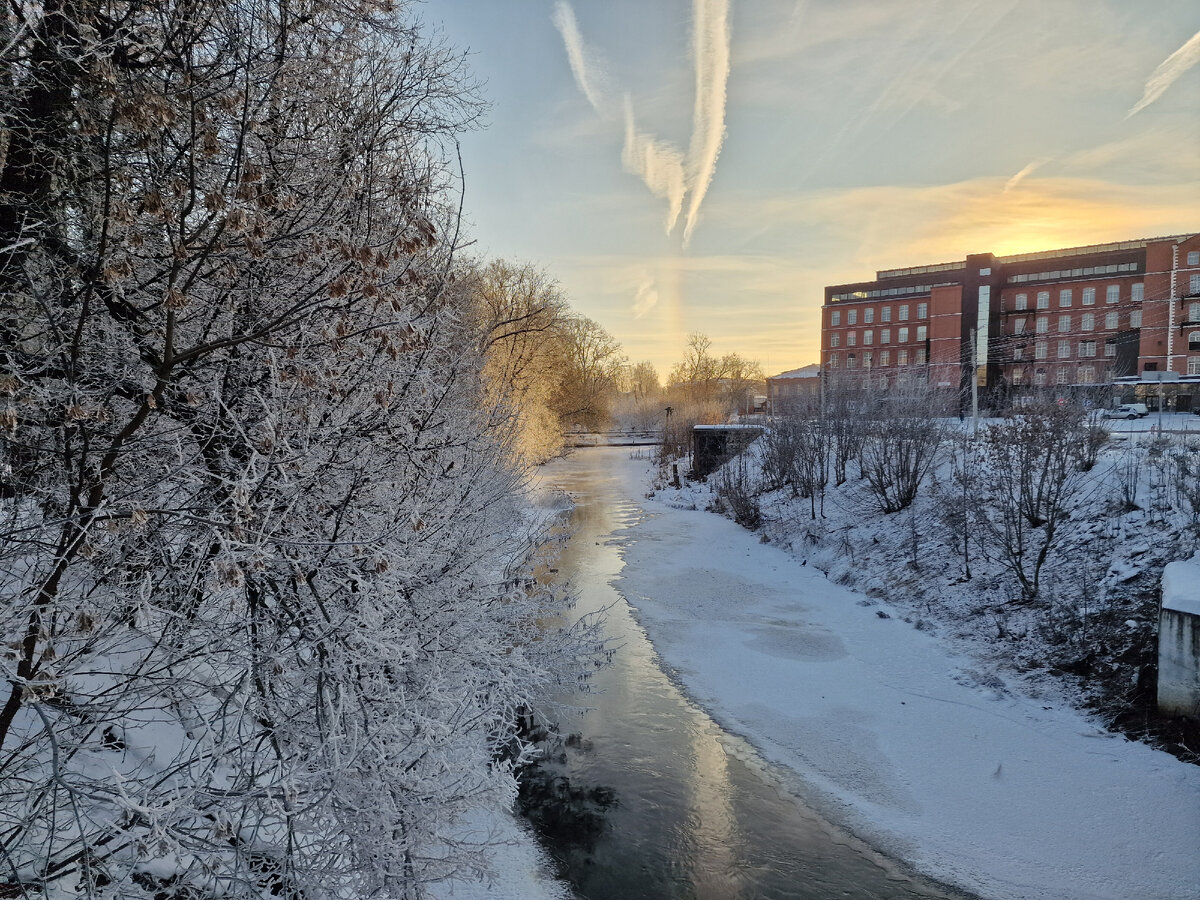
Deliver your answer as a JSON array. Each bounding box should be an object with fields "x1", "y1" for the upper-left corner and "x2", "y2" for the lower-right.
[{"x1": 429, "y1": 0, "x2": 1200, "y2": 377}]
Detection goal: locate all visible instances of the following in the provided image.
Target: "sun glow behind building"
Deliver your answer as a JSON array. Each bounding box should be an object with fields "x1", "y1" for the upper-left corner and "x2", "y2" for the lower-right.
[{"x1": 434, "y1": 2, "x2": 1200, "y2": 377}]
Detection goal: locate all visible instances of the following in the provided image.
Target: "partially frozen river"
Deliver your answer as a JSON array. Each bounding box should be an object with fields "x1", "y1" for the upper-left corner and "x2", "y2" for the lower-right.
[{"x1": 535, "y1": 448, "x2": 961, "y2": 900}]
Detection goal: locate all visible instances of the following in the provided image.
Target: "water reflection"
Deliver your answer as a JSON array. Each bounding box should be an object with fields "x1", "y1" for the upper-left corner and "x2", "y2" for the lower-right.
[{"x1": 530, "y1": 449, "x2": 968, "y2": 900}]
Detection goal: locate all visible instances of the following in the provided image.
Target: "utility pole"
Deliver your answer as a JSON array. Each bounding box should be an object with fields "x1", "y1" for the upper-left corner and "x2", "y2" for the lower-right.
[{"x1": 970, "y1": 327, "x2": 979, "y2": 436}]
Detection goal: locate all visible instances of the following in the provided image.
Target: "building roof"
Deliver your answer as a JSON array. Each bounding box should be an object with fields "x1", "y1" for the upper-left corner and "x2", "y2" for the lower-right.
[{"x1": 768, "y1": 364, "x2": 821, "y2": 380}]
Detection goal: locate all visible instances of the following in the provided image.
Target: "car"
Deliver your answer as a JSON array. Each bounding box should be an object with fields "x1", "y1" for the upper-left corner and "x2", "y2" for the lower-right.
[{"x1": 1104, "y1": 404, "x2": 1147, "y2": 420}]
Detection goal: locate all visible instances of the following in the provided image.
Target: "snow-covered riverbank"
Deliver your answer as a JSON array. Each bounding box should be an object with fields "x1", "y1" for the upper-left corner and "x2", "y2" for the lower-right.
[{"x1": 609, "y1": 451, "x2": 1200, "y2": 900}]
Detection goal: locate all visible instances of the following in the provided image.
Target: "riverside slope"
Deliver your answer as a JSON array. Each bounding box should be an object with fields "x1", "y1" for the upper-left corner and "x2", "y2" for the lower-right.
[{"x1": 608, "y1": 452, "x2": 1200, "y2": 900}]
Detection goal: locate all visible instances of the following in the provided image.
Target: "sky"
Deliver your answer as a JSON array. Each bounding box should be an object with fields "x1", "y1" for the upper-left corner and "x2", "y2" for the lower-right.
[{"x1": 428, "y1": 0, "x2": 1200, "y2": 378}]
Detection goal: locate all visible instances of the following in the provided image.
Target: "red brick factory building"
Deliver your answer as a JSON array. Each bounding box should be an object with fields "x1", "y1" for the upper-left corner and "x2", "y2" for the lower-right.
[{"x1": 821, "y1": 232, "x2": 1200, "y2": 411}]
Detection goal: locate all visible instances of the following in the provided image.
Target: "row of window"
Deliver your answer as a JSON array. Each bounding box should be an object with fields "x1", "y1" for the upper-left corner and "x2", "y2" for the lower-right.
[
  {"x1": 1012, "y1": 340, "x2": 1118, "y2": 361},
  {"x1": 1012, "y1": 283, "x2": 1142, "y2": 310},
  {"x1": 1009, "y1": 262, "x2": 1139, "y2": 284},
  {"x1": 830, "y1": 284, "x2": 935, "y2": 302},
  {"x1": 830, "y1": 325, "x2": 928, "y2": 347},
  {"x1": 1011, "y1": 366, "x2": 1106, "y2": 385},
  {"x1": 1012, "y1": 310, "x2": 1142, "y2": 334},
  {"x1": 1013, "y1": 359, "x2": 1200, "y2": 382},
  {"x1": 829, "y1": 302, "x2": 927, "y2": 327},
  {"x1": 827, "y1": 348, "x2": 927, "y2": 369}
]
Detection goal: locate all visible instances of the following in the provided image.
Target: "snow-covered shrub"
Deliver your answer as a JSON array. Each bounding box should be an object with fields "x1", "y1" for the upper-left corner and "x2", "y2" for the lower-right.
[
  {"x1": 713, "y1": 453, "x2": 762, "y2": 530},
  {"x1": 859, "y1": 407, "x2": 944, "y2": 514},
  {"x1": 979, "y1": 404, "x2": 1090, "y2": 601}
]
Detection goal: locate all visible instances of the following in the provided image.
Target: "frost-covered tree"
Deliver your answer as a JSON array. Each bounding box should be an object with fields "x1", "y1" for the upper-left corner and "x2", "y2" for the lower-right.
[
  {"x1": 550, "y1": 314, "x2": 625, "y2": 432},
  {"x1": 465, "y1": 259, "x2": 570, "y2": 464},
  {"x1": 0, "y1": 2, "x2": 590, "y2": 896},
  {"x1": 979, "y1": 403, "x2": 1088, "y2": 601}
]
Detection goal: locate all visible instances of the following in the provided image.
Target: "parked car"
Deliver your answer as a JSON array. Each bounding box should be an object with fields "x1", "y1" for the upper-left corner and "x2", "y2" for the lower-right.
[{"x1": 1104, "y1": 403, "x2": 1149, "y2": 419}]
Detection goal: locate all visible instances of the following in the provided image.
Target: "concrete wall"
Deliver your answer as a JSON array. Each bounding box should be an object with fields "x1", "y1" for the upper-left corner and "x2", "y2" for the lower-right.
[{"x1": 1158, "y1": 606, "x2": 1200, "y2": 718}]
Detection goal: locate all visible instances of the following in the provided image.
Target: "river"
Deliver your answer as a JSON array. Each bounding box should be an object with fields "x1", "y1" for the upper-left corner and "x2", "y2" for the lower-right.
[{"x1": 530, "y1": 448, "x2": 965, "y2": 900}]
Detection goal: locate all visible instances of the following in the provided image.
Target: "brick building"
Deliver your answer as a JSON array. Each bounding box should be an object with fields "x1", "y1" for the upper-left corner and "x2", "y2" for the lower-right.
[
  {"x1": 766, "y1": 364, "x2": 821, "y2": 411},
  {"x1": 821, "y1": 233, "x2": 1200, "y2": 409}
]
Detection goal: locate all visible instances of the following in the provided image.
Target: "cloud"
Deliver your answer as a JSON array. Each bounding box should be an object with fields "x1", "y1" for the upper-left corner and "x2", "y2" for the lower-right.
[
  {"x1": 682, "y1": 0, "x2": 732, "y2": 245},
  {"x1": 621, "y1": 98, "x2": 687, "y2": 233},
  {"x1": 1128, "y1": 28, "x2": 1200, "y2": 117},
  {"x1": 551, "y1": 1, "x2": 612, "y2": 114}
]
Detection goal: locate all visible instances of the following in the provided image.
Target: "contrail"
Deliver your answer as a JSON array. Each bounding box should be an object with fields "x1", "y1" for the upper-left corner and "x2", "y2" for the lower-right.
[
  {"x1": 682, "y1": 0, "x2": 732, "y2": 246},
  {"x1": 1004, "y1": 157, "x2": 1050, "y2": 192},
  {"x1": 552, "y1": 0, "x2": 732, "y2": 246},
  {"x1": 1128, "y1": 28, "x2": 1200, "y2": 117},
  {"x1": 552, "y1": 0, "x2": 610, "y2": 114},
  {"x1": 622, "y1": 98, "x2": 687, "y2": 233}
]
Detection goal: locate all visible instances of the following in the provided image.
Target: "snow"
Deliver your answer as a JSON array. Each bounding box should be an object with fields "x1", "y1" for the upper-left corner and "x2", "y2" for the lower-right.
[
  {"x1": 1162, "y1": 555, "x2": 1200, "y2": 616},
  {"x1": 429, "y1": 808, "x2": 570, "y2": 900},
  {"x1": 602, "y1": 451, "x2": 1200, "y2": 900}
]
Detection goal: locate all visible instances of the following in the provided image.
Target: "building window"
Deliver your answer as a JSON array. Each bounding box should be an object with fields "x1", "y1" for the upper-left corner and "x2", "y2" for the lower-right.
[
  {"x1": 830, "y1": 333, "x2": 840, "y2": 348},
  {"x1": 899, "y1": 304, "x2": 910, "y2": 321},
  {"x1": 1058, "y1": 340, "x2": 1070, "y2": 359},
  {"x1": 863, "y1": 330, "x2": 874, "y2": 345},
  {"x1": 864, "y1": 307, "x2": 874, "y2": 324},
  {"x1": 1079, "y1": 340, "x2": 1096, "y2": 357},
  {"x1": 916, "y1": 325, "x2": 927, "y2": 341},
  {"x1": 1191, "y1": 301, "x2": 1200, "y2": 321},
  {"x1": 898, "y1": 327, "x2": 909, "y2": 342},
  {"x1": 847, "y1": 309, "x2": 857, "y2": 325},
  {"x1": 1190, "y1": 331, "x2": 1200, "y2": 351},
  {"x1": 916, "y1": 348, "x2": 927, "y2": 364},
  {"x1": 1035, "y1": 341, "x2": 1047, "y2": 360},
  {"x1": 917, "y1": 302, "x2": 928, "y2": 319},
  {"x1": 979, "y1": 267, "x2": 991, "y2": 275},
  {"x1": 880, "y1": 350, "x2": 890, "y2": 366},
  {"x1": 1037, "y1": 291, "x2": 1050, "y2": 309},
  {"x1": 1188, "y1": 251, "x2": 1200, "y2": 266},
  {"x1": 1130, "y1": 308, "x2": 1142, "y2": 328},
  {"x1": 880, "y1": 328, "x2": 891, "y2": 344},
  {"x1": 898, "y1": 349, "x2": 909, "y2": 365},
  {"x1": 1082, "y1": 287, "x2": 1096, "y2": 306},
  {"x1": 1058, "y1": 314, "x2": 1071, "y2": 332},
  {"x1": 847, "y1": 354, "x2": 857, "y2": 369},
  {"x1": 847, "y1": 331, "x2": 857, "y2": 346},
  {"x1": 881, "y1": 306, "x2": 892, "y2": 323},
  {"x1": 830, "y1": 310, "x2": 840, "y2": 326},
  {"x1": 1036, "y1": 317, "x2": 1049, "y2": 333},
  {"x1": 1015, "y1": 292, "x2": 1028, "y2": 310},
  {"x1": 1081, "y1": 313, "x2": 1094, "y2": 331},
  {"x1": 1056, "y1": 367, "x2": 1069, "y2": 385},
  {"x1": 1132, "y1": 283, "x2": 1143, "y2": 302},
  {"x1": 829, "y1": 354, "x2": 838, "y2": 368},
  {"x1": 864, "y1": 351, "x2": 873, "y2": 368},
  {"x1": 1012, "y1": 368, "x2": 1024, "y2": 384},
  {"x1": 1105, "y1": 311, "x2": 1119, "y2": 329},
  {"x1": 1059, "y1": 288, "x2": 1072, "y2": 307},
  {"x1": 1078, "y1": 365, "x2": 1095, "y2": 384},
  {"x1": 1105, "y1": 340, "x2": 1116, "y2": 357},
  {"x1": 1014, "y1": 318, "x2": 1027, "y2": 334},
  {"x1": 1013, "y1": 346, "x2": 1025, "y2": 361},
  {"x1": 1106, "y1": 284, "x2": 1119, "y2": 303},
  {"x1": 1034, "y1": 368, "x2": 1047, "y2": 386},
  {"x1": 1190, "y1": 276, "x2": 1200, "y2": 297},
  {"x1": 1189, "y1": 357, "x2": 1200, "y2": 375}
]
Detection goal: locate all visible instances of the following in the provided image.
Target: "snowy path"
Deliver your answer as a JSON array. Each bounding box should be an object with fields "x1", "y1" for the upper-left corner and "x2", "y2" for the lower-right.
[{"x1": 609, "y1": 454, "x2": 1200, "y2": 900}]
